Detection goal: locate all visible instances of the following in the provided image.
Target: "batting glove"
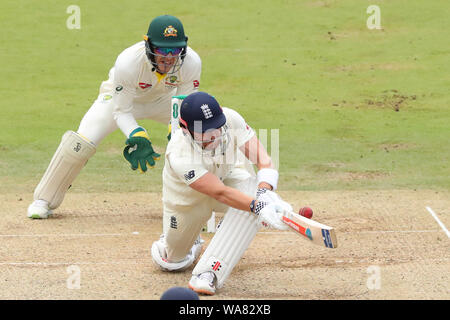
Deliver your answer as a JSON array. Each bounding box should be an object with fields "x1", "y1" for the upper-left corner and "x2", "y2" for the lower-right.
[
  {"x1": 259, "y1": 202, "x2": 289, "y2": 230},
  {"x1": 123, "y1": 127, "x2": 160, "y2": 173},
  {"x1": 256, "y1": 189, "x2": 290, "y2": 209},
  {"x1": 250, "y1": 200, "x2": 289, "y2": 230}
]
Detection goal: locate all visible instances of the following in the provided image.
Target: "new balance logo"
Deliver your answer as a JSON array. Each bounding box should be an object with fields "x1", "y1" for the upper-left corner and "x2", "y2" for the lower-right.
[
  {"x1": 184, "y1": 170, "x2": 195, "y2": 181},
  {"x1": 200, "y1": 104, "x2": 213, "y2": 119}
]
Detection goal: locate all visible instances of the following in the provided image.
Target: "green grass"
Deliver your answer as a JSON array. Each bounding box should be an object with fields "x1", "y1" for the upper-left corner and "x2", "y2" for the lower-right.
[{"x1": 0, "y1": 0, "x2": 449, "y2": 193}]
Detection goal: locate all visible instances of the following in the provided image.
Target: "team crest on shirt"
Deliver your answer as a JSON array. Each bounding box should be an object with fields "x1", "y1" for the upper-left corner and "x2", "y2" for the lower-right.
[
  {"x1": 165, "y1": 75, "x2": 179, "y2": 88},
  {"x1": 164, "y1": 25, "x2": 178, "y2": 37}
]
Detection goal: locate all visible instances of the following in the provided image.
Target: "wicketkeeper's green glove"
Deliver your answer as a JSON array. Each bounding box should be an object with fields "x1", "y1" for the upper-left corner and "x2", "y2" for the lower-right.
[{"x1": 123, "y1": 127, "x2": 160, "y2": 173}]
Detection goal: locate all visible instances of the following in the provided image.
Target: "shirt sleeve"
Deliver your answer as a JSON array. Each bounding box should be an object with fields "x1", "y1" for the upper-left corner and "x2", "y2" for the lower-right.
[
  {"x1": 111, "y1": 57, "x2": 139, "y2": 137},
  {"x1": 176, "y1": 48, "x2": 202, "y2": 96},
  {"x1": 225, "y1": 108, "x2": 255, "y2": 147},
  {"x1": 167, "y1": 154, "x2": 209, "y2": 185}
]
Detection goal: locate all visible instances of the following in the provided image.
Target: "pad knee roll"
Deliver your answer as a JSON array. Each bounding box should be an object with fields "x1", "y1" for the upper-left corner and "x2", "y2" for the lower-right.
[{"x1": 34, "y1": 131, "x2": 96, "y2": 209}]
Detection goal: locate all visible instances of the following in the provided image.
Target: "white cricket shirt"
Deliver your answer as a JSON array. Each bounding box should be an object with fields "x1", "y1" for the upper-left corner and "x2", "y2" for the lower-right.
[
  {"x1": 163, "y1": 108, "x2": 255, "y2": 207},
  {"x1": 98, "y1": 41, "x2": 201, "y2": 137}
]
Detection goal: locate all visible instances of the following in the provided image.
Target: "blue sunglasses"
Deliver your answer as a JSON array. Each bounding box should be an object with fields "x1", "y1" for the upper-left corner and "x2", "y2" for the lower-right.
[{"x1": 155, "y1": 47, "x2": 183, "y2": 56}]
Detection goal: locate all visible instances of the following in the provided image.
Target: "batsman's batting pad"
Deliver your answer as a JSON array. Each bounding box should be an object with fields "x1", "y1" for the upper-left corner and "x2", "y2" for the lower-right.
[
  {"x1": 34, "y1": 131, "x2": 96, "y2": 209},
  {"x1": 192, "y1": 207, "x2": 259, "y2": 289}
]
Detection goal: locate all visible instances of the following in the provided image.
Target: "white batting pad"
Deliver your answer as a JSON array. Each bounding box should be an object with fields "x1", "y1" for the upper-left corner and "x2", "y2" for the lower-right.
[
  {"x1": 192, "y1": 207, "x2": 260, "y2": 288},
  {"x1": 34, "y1": 131, "x2": 96, "y2": 209}
]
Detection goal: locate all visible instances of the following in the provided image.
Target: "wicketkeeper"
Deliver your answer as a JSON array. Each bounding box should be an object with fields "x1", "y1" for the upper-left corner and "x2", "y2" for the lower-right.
[
  {"x1": 28, "y1": 15, "x2": 201, "y2": 218},
  {"x1": 151, "y1": 91, "x2": 292, "y2": 295}
]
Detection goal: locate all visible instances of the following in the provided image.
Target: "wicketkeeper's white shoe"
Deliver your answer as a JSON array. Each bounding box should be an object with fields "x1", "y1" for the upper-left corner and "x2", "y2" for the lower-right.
[
  {"x1": 27, "y1": 200, "x2": 53, "y2": 219},
  {"x1": 188, "y1": 271, "x2": 216, "y2": 295}
]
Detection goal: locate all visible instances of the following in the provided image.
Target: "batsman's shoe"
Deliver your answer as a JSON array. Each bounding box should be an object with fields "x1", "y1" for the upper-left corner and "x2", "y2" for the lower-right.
[
  {"x1": 27, "y1": 200, "x2": 53, "y2": 219},
  {"x1": 188, "y1": 271, "x2": 216, "y2": 295}
]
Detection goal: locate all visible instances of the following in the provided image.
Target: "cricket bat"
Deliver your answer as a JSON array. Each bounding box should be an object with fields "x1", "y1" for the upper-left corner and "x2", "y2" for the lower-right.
[{"x1": 282, "y1": 211, "x2": 338, "y2": 248}]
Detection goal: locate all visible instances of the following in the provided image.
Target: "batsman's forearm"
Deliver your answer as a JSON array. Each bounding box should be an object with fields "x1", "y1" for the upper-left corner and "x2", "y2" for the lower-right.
[
  {"x1": 213, "y1": 186, "x2": 254, "y2": 213},
  {"x1": 240, "y1": 136, "x2": 273, "y2": 170}
]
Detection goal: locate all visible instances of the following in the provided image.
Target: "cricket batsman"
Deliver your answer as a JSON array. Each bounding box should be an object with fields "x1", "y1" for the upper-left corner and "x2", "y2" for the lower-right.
[
  {"x1": 151, "y1": 91, "x2": 292, "y2": 295},
  {"x1": 28, "y1": 15, "x2": 201, "y2": 218}
]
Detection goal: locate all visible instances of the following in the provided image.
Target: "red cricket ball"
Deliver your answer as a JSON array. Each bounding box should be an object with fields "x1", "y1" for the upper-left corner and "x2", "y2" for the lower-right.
[{"x1": 299, "y1": 207, "x2": 313, "y2": 219}]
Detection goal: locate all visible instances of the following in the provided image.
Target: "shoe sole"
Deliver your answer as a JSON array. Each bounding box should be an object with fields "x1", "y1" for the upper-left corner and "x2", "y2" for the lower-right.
[
  {"x1": 188, "y1": 283, "x2": 215, "y2": 296},
  {"x1": 28, "y1": 214, "x2": 47, "y2": 219},
  {"x1": 27, "y1": 211, "x2": 52, "y2": 219}
]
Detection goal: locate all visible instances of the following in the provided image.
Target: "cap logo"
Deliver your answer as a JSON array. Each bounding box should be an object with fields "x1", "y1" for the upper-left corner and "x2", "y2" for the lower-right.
[
  {"x1": 200, "y1": 104, "x2": 213, "y2": 119},
  {"x1": 163, "y1": 25, "x2": 178, "y2": 37}
]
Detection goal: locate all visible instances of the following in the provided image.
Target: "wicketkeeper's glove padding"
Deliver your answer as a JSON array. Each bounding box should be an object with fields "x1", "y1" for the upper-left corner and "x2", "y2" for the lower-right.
[{"x1": 123, "y1": 127, "x2": 160, "y2": 173}]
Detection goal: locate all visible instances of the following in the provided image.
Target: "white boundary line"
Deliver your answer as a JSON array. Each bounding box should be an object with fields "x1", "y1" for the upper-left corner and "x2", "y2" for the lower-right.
[
  {"x1": 426, "y1": 206, "x2": 450, "y2": 239},
  {"x1": 0, "y1": 261, "x2": 147, "y2": 266},
  {"x1": 2, "y1": 257, "x2": 449, "y2": 267},
  {"x1": 0, "y1": 233, "x2": 124, "y2": 238}
]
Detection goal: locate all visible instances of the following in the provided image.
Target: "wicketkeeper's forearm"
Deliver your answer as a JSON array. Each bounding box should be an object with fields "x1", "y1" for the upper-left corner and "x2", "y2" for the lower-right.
[{"x1": 114, "y1": 111, "x2": 140, "y2": 137}]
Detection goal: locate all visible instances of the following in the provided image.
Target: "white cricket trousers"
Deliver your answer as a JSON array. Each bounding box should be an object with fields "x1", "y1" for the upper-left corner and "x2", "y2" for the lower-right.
[{"x1": 163, "y1": 168, "x2": 255, "y2": 262}]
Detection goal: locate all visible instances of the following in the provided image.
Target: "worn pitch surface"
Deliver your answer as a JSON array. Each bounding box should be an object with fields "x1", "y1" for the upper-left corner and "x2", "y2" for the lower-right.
[{"x1": 0, "y1": 190, "x2": 449, "y2": 300}]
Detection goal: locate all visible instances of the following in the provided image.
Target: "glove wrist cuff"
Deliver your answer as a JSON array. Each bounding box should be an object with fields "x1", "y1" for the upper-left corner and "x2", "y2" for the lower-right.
[
  {"x1": 250, "y1": 200, "x2": 267, "y2": 215},
  {"x1": 129, "y1": 127, "x2": 146, "y2": 138}
]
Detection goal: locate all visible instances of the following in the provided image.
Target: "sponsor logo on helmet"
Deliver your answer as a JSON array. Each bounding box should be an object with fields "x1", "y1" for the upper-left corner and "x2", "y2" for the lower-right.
[{"x1": 163, "y1": 25, "x2": 178, "y2": 37}]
